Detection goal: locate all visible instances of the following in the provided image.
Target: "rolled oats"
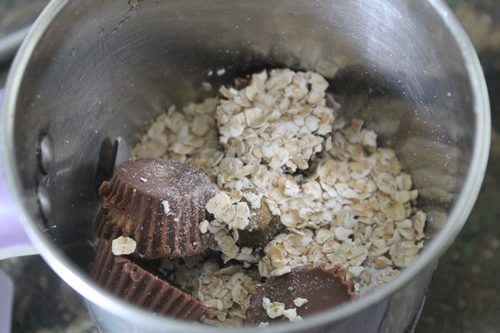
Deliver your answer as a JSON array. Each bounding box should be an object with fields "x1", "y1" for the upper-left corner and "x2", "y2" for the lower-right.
[
  {"x1": 266, "y1": 301, "x2": 285, "y2": 319},
  {"x1": 111, "y1": 236, "x2": 136, "y2": 256},
  {"x1": 132, "y1": 69, "x2": 427, "y2": 325},
  {"x1": 293, "y1": 297, "x2": 309, "y2": 307},
  {"x1": 283, "y1": 308, "x2": 300, "y2": 321}
]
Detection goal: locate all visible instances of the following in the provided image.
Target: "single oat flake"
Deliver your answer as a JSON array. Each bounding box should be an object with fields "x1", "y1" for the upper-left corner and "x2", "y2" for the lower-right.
[{"x1": 111, "y1": 236, "x2": 136, "y2": 256}]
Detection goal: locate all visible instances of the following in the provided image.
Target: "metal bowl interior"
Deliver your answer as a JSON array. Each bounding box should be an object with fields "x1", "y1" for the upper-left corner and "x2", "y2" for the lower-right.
[{"x1": 2, "y1": 0, "x2": 490, "y2": 332}]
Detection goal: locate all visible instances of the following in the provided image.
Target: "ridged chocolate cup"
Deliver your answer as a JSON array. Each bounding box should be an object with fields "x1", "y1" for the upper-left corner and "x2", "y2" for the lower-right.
[
  {"x1": 90, "y1": 238, "x2": 207, "y2": 321},
  {"x1": 244, "y1": 265, "x2": 355, "y2": 325},
  {"x1": 94, "y1": 158, "x2": 213, "y2": 259}
]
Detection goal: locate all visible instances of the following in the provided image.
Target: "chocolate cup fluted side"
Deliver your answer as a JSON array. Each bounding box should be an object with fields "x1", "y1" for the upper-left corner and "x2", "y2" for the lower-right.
[
  {"x1": 94, "y1": 158, "x2": 214, "y2": 259},
  {"x1": 89, "y1": 238, "x2": 208, "y2": 321}
]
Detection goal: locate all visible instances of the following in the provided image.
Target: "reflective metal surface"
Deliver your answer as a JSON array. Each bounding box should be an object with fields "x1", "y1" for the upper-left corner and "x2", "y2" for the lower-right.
[
  {"x1": 1, "y1": 0, "x2": 489, "y2": 332},
  {"x1": 417, "y1": 2, "x2": 500, "y2": 331}
]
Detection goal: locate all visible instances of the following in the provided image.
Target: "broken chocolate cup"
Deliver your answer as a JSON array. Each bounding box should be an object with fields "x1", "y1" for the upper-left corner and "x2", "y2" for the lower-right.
[
  {"x1": 237, "y1": 194, "x2": 282, "y2": 248},
  {"x1": 244, "y1": 265, "x2": 355, "y2": 325},
  {"x1": 89, "y1": 238, "x2": 207, "y2": 321},
  {"x1": 94, "y1": 158, "x2": 213, "y2": 259}
]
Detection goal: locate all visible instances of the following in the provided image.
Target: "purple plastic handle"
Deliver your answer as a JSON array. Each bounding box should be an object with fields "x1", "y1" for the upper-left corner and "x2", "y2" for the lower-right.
[{"x1": 0, "y1": 89, "x2": 34, "y2": 257}]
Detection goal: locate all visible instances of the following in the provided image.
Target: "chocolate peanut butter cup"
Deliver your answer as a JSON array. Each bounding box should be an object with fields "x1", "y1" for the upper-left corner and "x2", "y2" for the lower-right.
[
  {"x1": 94, "y1": 158, "x2": 213, "y2": 259},
  {"x1": 245, "y1": 265, "x2": 355, "y2": 325},
  {"x1": 237, "y1": 192, "x2": 282, "y2": 248},
  {"x1": 90, "y1": 238, "x2": 207, "y2": 320}
]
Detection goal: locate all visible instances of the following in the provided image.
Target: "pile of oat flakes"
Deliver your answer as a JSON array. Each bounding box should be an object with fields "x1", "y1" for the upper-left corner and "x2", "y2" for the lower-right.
[{"x1": 132, "y1": 68, "x2": 426, "y2": 326}]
